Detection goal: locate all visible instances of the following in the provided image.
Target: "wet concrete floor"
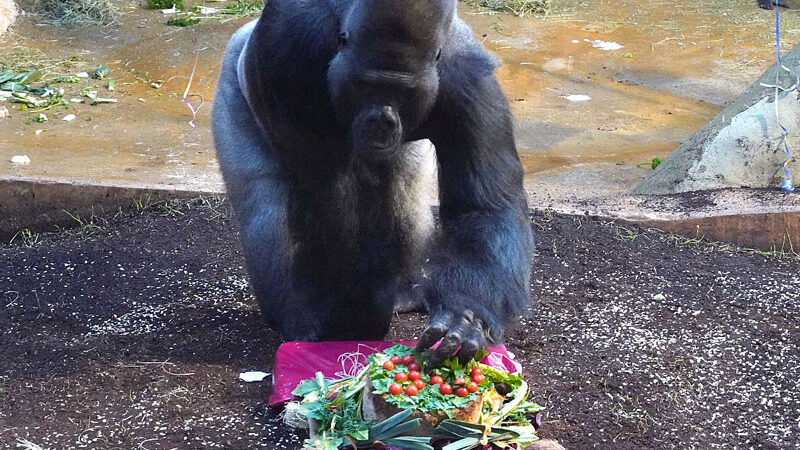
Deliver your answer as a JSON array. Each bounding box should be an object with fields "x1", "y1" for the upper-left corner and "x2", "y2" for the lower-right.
[{"x1": 1, "y1": 0, "x2": 799, "y2": 202}]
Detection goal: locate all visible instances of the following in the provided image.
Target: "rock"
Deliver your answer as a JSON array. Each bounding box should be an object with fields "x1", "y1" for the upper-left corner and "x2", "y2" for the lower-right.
[
  {"x1": 635, "y1": 44, "x2": 800, "y2": 194},
  {"x1": 0, "y1": 0, "x2": 17, "y2": 35},
  {"x1": 524, "y1": 439, "x2": 567, "y2": 450},
  {"x1": 0, "y1": 105, "x2": 9, "y2": 118}
]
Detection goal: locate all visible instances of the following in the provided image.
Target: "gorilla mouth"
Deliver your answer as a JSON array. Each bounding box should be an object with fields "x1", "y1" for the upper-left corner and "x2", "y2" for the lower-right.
[
  {"x1": 351, "y1": 105, "x2": 404, "y2": 157},
  {"x1": 369, "y1": 128, "x2": 402, "y2": 150}
]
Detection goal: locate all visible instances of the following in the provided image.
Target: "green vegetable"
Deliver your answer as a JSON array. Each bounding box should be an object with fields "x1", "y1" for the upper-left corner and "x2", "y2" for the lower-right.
[
  {"x1": 147, "y1": 0, "x2": 184, "y2": 10},
  {"x1": 651, "y1": 157, "x2": 663, "y2": 169},
  {"x1": 167, "y1": 16, "x2": 201, "y2": 26},
  {"x1": 92, "y1": 65, "x2": 110, "y2": 80}
]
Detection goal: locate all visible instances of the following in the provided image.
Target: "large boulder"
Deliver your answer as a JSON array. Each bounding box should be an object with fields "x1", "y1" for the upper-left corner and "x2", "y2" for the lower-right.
[
  {"x1": 635, "y1": 44, "x2": 800, "y2": 194},
  {"x1": 0, "y1": 0, "x2": 17, "y2": 35}
]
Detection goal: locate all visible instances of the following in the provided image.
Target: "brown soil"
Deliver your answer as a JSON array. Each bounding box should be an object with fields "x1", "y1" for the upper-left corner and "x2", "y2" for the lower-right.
[{"x1": 1, "y1": 199, "x2": 798, "y2": 449}]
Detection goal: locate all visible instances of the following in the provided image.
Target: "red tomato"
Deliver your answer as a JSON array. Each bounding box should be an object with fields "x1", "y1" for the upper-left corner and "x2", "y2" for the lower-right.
[
  {"x1": 394, "y1": 372, "x2": 408, "y2": 382},
  {"x1": 413, "y1": 379, "x2": 426, "y2": 390},
  {"x1": 408, "y1": 362, "x2": 421, "y2": 372},
  {"x1": 430, "y1": 375, "x2": 444, "y2": 385},
  {"x1": 389, "y1": 383, "x2": 403, "y2": 395},
  {"x1": 453, "y1": 377, "x2": 466, "y2": 386},
  {"x1": 455, "y1": 386, "x2": 469, "y2": 397},
  {"x1": 471, "y1": 366, "x2": 483, "y2": 377},
  {"x1": 467, "y1": 381, "x2": 479, "y2": 393},
  {"x1": 405, "y1": 385, "x2": 419, "y2": 396},
  {"x1": 472, "y1": 374, "x2": 485, "y2": 384},
  {"x1": 383, "y1": 361, "x2": 395, "y2": 371},
  {"x1": 439, "y1": 383, "x2": 453, "y2": 395},
  {"x1": 389, "y1": 356, "x2": 401, "y2": 364},
  {"x1": 408, "y1": 370, "x2": 421, "y2": 381},
  {"x1": 401, "y1": 355, "x2": 415, "y2": 366}
]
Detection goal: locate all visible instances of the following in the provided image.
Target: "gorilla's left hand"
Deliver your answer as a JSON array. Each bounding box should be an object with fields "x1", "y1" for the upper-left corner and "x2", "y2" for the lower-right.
[{"x1": 416, "y1": 308, "x2": 493, "y2": 366}]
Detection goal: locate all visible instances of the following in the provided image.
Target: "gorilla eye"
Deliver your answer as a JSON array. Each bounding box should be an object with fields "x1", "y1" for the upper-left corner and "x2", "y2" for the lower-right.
[{"x1": 338, "y1": 31, "x2": 350, "y2": 49}]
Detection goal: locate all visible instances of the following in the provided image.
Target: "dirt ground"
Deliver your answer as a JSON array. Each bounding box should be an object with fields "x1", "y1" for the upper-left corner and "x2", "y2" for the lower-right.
[{"x1": 1, "y1": 198, "x2": 798, "y2": 450}]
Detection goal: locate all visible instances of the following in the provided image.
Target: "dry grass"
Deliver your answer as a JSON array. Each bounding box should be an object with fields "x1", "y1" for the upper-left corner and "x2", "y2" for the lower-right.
[
  {"x1": 460, "y1": 0, "x2": 552, "y2": 17},
  {"x1": 32, "y1": 0, "x2": 120, "y2": 27},
  {"x1": 0, "y1": 44, "x2": 81, "y2": 77}
]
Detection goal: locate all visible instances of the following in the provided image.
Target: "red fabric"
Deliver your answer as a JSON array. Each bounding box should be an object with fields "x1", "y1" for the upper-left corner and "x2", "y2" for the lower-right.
[{"x1": 269, "y1": 340, "x2": 520, "y2": 406}]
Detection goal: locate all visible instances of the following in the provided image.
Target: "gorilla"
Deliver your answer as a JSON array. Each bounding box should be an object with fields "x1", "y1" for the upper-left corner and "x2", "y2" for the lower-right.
[
  {"x1": 212, "y1": 0, "x2": 534, "y2": 364},
  {"x1": 758, "y1": 0, "x2": 790, "y2": 8}
]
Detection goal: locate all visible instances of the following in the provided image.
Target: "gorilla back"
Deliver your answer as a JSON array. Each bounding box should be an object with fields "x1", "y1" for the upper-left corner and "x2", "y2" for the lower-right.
[{"x1": 213, "y1": 0, "x2": 534, "y2": 354}]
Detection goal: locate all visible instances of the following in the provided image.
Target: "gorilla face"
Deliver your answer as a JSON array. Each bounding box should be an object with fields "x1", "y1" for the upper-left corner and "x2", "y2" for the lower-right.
[{"x1": 327, "y1": 0, "x2": 455, "y2": 159}]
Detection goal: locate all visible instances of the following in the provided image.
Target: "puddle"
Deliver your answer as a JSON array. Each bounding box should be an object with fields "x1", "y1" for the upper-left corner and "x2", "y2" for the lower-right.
[{"x1": 0, "y1": 0, "x2": 797, "y2": 196}]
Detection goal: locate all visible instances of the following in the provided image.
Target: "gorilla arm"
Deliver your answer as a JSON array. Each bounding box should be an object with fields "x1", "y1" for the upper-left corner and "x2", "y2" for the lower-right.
[
  {"x1": 415, "y1": 52, "x2": 534, "y2": 365},
  {"x1": 212, "y1": 22, "x2": 323, "y2": 340}
]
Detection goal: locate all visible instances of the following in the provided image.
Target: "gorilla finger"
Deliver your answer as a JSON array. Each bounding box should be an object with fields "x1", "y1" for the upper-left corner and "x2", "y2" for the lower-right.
[
  {"x1": 456, "y1": 329, "x2": 487, "y2": 364},
  {"x1": 417, "y1": 325, "x2": 448, "y2": 351},
  {"x1": 416, "y1": 311, "x2": 453, "y2": 351},
  {"x1": 431, "y1": 326, "x2": 467, "y2": 366}
]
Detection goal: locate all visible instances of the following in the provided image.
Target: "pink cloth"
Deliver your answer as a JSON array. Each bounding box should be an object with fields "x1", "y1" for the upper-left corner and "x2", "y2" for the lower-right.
[{"x1": 268, "y1": 340, "x2": 520, "y2": 406}]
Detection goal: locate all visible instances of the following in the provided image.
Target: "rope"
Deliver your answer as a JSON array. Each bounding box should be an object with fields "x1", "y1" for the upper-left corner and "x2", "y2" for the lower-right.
[{"x1": 760, "y1": 4, "x2": 799, "y2": 193}]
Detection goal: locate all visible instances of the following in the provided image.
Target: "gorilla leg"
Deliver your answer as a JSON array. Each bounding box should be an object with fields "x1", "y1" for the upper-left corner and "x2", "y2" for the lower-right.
[{"x1": 212, "y1": 22, "x2": 327, "y2": 341}]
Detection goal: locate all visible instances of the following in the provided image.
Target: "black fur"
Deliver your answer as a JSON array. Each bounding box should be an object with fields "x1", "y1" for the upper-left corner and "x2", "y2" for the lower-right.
[
  {"x1": 213, "y1": 0, "x2": 534, "y2": 359},
  {"x1": 758, "y1": 0, "x2": 788, "y2": 9}
]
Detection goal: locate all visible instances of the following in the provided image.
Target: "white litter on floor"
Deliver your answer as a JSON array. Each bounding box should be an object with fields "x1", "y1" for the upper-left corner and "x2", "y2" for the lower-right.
[
  {"x1": 563, "y1": 94, "x2": 592, "y2": 102},
  {"x1": 239, "y1": 371, "x2": 271, "y2": 383},
  {"x1": 584, "y1": 39, "x2": 624, "y2": 51}
]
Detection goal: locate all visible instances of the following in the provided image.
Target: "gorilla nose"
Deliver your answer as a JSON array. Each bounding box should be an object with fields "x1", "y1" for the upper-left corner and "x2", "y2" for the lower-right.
[{"x1": 365, "y1": 106, "x2": 400, "y2": 149}]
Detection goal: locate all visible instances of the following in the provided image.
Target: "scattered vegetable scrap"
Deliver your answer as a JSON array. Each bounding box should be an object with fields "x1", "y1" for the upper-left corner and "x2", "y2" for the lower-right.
[
  {"x1": 165, "y1": 0, "x2": 263, "y2": 27},
  {"x1": 0, "y1": 67, "x2": 118, "y2": 120},
  {"x1": 285, "y1": 344, "x2": 543, "y2": 450}
]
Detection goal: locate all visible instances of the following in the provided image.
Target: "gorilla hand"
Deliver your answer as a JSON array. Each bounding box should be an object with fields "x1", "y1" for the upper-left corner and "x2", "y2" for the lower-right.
[{"x1": 416, "y1": 307, "x2": 494, "y2": 366}]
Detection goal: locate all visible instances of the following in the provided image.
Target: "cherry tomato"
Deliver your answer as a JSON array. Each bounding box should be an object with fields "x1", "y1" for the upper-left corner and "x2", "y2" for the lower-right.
[
  {"x1": 472, "y1": 374, "x2": 485, "y2": 384},
  {"x1": 467, "y1": 381, "x2": 479, "y2": 393},
  {"x1": 453, "y1": 377, "x2": 466, "y2": 386},
  {"x1": 408, "y1": 370, "x2": 421, "y2": 381},
  {"x1": 413, "y1": 379, "x2": 426, "y2": 390},
  {"x1": 408, "y1": 362, "x2": 421, "y2": 372},
  {"x1": 471, "y1": 366, "x2": 483, "y2": 377},
  {"x1": 401, "y1": 355, "x2": 415, "y2": 366},
  {"x1": 430, "y1": 375, "x2": 444, "y2": 385},
  {"x1": 389, "y1": 356, "x2": 401, "y2": 364},
  {"x1": 405, "y1": 385, "x2": 419, "y2": 396},
  {"x1": 455, "y1": 386, "x2": 469, "y2": 397},
  {"x1": 394, "y1": 372, "x2": 408, "y2": 382},
  {"x1": 439, "y1": 383, "x2": 453, "y2": 395},
  {"x1": 389, "y1": 383, "x2": 403, "y2": 395},
  {"x1": 383, "y1": 361, "x2": 395, "y2": 371}
]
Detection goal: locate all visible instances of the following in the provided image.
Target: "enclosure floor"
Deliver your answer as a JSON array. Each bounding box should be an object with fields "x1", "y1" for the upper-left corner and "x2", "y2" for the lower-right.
[
  {"x1": 1, "y1": 199, "x2": 797, "y2": 449},
  {"x1": 2, "y1": 1, "x2": 799, "y2": 200}
]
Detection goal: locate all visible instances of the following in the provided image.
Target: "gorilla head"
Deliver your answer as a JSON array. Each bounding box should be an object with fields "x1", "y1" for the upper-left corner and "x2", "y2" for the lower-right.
[{"x1": 327, "y1": 0, "x2": 455, "y2": 159}]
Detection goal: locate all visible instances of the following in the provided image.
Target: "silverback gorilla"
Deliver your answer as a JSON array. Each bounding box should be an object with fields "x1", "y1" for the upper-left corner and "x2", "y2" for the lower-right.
[{"x1": 212, "y1": 0, "x2": 534, "y2": 364}]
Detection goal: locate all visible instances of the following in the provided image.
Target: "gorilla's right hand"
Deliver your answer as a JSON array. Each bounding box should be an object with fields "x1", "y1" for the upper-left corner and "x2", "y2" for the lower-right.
[{"x1": 416, "y1": 308, "x2": 492, "y2": 366}]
